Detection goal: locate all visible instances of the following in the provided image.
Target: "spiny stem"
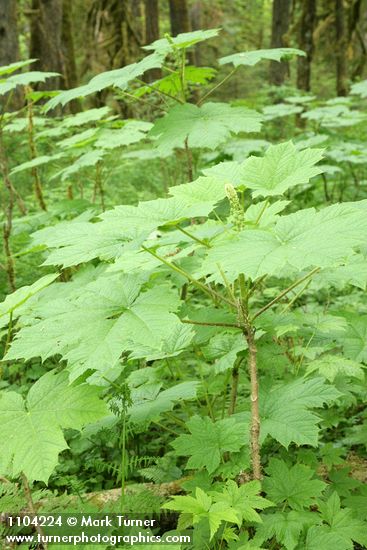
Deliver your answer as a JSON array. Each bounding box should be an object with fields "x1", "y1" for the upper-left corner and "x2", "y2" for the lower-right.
[
  {"x1": 243, "y1": 322, "x2": 261, "y2": 480},
  {"x1": 252, "y1": 267, "x2": 320, "y2": 320}
]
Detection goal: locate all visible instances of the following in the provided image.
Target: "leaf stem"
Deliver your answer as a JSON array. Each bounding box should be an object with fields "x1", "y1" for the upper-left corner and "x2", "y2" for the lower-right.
[
  {"x1": 141, "y1": 245, "x2": 236, "y2": 308},
  {"x1": 252, "y1": 267, "x2": 320, "y2": 320},
  {"x1": 176, "y1": 225, "x2": 210, "y2": 247},
  {"x1": 197, "y1": 67, "x2": 238, "y2": 106}
]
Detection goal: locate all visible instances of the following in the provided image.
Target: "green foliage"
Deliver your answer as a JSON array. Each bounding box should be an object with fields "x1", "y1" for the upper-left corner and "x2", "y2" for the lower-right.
[
  {"x1": 149, "y1": 102, "x2": 263, "y2": 151},
  {"x1": 263, "y1": 459, "x2": 326, "y2": 509},
  {"x1": 0, "y1": 371, "x2": 108, "y2": 482},
  {"x1": 219, "y1": 47, "x2": 305, "y2": 67},
  {"x1": 172, "y1": 416, "x2": 247, "y2": 474},
  {"x1": 1, "y1": 29, "x2": 367, "y2": 550}
]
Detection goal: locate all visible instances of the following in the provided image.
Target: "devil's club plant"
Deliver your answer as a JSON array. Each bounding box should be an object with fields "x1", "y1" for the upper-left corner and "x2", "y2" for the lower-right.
[{"x1": 1, "y1": 28, "x2": 367, "y2": 549}]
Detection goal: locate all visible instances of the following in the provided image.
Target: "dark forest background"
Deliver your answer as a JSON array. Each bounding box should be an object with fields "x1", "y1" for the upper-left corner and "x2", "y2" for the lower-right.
[{"x1": 1, "y1": 0, "x2": 366, "y2": 102}]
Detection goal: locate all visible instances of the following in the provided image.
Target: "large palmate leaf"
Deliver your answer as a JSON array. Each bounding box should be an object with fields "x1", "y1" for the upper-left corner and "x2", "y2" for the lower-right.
[
  {"x1": 0, "y1": 371, "x2": 108, "y2": 482},
  {"x1": 31, "y1": 192, "x2": 225, "y2": 268},
  {"x1": 163, "y1": 486, "x2": 240, "y2": 540},
  {"x1": 172, "y1": 415, "x2": 247, "y2": 474},
  {"x1": 6, "y1": 272, "x2": 189, "y2": 379},
  {"x1": 260, "y1": 377, "x2": 341, "y2": 447},
  {"x1": 149, "y1": 102, "x2": 262, "y2": 151},
  {"x1": 219, "y1": 47, "x2": 305, "y2": 67},
  {"x1": 306, "y1": 493, "x2": 367, "y2": 549},
  {"x1": 239, "y1": 141, "x2": 324, "y2": 197},
  {"x1": 44, "y1": 52, "x2": 165, "y2": 111},
  {"x1": 263, "y1": 459, "x2": 326, "y2": 510},
  {"x1": 200, "y1": 202, "x2": 367, "y2": 281},
  {"x1": 211, "y1": 480, "x2": 273, "y2": 523},
  {"x1": 255, "y1": 511, "x2": 317, "y2": 550}
]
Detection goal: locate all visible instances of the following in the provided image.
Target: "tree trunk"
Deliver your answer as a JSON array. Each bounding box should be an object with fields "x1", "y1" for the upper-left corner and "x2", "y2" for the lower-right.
[
  {"x1": 169, "y1": 0, "x2": 190, "y2": 36},
  {"x1": 61, "y1": 0, "x2": 78, "y2": 89},
  {"x1": 29, "y1": 0, "x2": 63, "y2": 89},
  {"x1": 296, "y1": 0, "x2": 317, "y2": 91},
  {"x1": 0, "y1": 0, "x2": 19, "y2": 67},
  {"x1": 145, "y1": 0, "x2": 159, "y2": 44},
  {"x1": 144, "y1": 0, "x2": 161, "y2": 80},
  {"x1": 335, "y1": 0, "x2": 348, "y2": 95},
  {"x1": 269, "y1": 0, "x2": 291, "y2": 85}
]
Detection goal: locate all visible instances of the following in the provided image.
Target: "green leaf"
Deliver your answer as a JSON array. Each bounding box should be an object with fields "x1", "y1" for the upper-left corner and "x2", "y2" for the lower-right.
[
  {"x1": 61, "y1": 106, "x2": 111, "y2": 127},
  {"x1": 263, "y1": 459, "x2": 326, "y2": 510},
  {"x1": 219, "y1": 47, "x2": 305, "y2": 67},
  {"x1": 44, "y1": 52, "x2": 165, "y2": 111},
  {"x1": 203, "y1": 333, "x2": 246, "y2": 373},
  {"x1": 0, "y1": 273, "x2": 59, "y2": 329},
  {"x1": 128, "y1": 382, "x2": 199, "y2": 424},
  {"x1": 163, "y1": 486, "x2": 240, "y2": 540},
  {"x1": 211, "y1": 480, "x2": 273, "y2": 523},
  {"x1": 172, "y1": 416, "x2": 246, "y2": 474},
  {"x1": 340, "y1": 313, "x2": 367, "y2": 362},
  {"x1": 6, "y1": 274, "x2": 187, "y2": 380},
  {"x1": 350, "y1": 79, "x2": 367, "y2": 98},
  {"x1": 255, "y1": 511, "x2": 317, "y2": 550},
  {"x1": 94, "y1": 121, "x2": 152, "y2": 149},
  {"x1": 10, "y1": 153, "x2": 65, "y2": 176},
  {"x1": 0, "y1": 59, "x2": 36, "y2": 76},
  {"x1": 306, "y1": 355, "x2": 366, "y2": 381},
  {"x1": 239, "y1": 141, "x2": 324, "y2": 197},
  {"x1": 0, "y1": 71, "x2": 59, "y2": 96},
  {"x1": 0, "y1": 371, "x2": 108, "y2": 482},
  {"x1": 317, "y1": 492, "x2": 367, "y2": 548},
  {"x1": 260, "y1": 377, "x2": 341, "y2": 447},
  {"x1": 305, "y1": 526, "x2": 349, "y2": 550},
  {"x1": 143, "y1": 29, "x2": 220, "y2": 54},
  {"x1": 149, "y1": 102, "x2": 262, "y2": 151},
  {"x1": 201, "y1": 202, "x2": 367, "y2": 281}
]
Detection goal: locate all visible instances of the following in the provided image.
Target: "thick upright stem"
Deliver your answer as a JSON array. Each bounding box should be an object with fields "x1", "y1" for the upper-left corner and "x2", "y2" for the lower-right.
[{"x1": 245, "y1": 326, "x2": 261, "y2": 480}]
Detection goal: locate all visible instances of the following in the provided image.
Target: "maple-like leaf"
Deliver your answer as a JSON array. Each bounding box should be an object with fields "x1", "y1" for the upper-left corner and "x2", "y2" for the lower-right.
[
  {"x1": 239, "y1": 141, "x2": 324, "y2": 197},
  {"x1": 200, "y1": 202, "x2": 367, "y2": 281},
  {"x1": 171, "y1": 415, "x2": 247, "y2": 474},
  {"x1": 149, "y1": 102, "x2": 262, "y2": 151},
  {"x1": 260, "y1": 377, "x2": 341, "y2": 447},
  {"x1": 0, "y1": 371, "x2": 108, "y2": 482},
  {"x1": 263, "y1": 459, "x2": 326, "y2": 510}
]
